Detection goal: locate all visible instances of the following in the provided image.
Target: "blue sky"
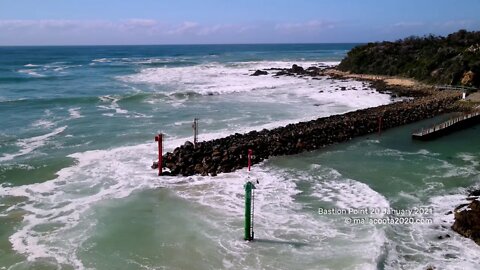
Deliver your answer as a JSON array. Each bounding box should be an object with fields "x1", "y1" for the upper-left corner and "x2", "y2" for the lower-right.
[{"x1": 0, "y1": 0, "x2": 479, "y2": 45}]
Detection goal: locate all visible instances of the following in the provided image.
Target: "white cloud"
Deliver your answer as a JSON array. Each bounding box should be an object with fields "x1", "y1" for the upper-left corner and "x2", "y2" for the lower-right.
[
  {"x1": 0, "y1": 19, "x2": 77, "y2": 30},
  {"x1": 197, "y1": 24, "x2": 227, "y2": 36},
  {"x1": 0, "y1": 19, "x2": 349, "y2": 45},
  {"x1": 275, "y1": 20, "x2": 336, "y2": 33},
  {"x1": 196, "y1": 24, "x2": 251, "y2": 36},
  {"x1": 123, "y1": 19, "x2": 158, "y2": 28},
  {"x1": 238, "y1": 25, "x2": 257, "y2": 33},
  {"x1": 0, "y1": 19, "x2": 335, "y2": 37},
  {"x1": 0, "y1": 19, "x2": 116, "y2": 32},
  {"x1": 393, "y1": 22, "x2": 425, "y2": 28},
  {"x1": 0, "y1": 19, "x2": 162, "y2": 32},
  {"x1": 0, "y1": 19, "x2": 256, "y2": 44},
  {"x1": 166, "y1": 21, "x2": 199, "y2": 35},
  {"x1": 164, "y1": 22, "x2": 255, "y2": 36}
]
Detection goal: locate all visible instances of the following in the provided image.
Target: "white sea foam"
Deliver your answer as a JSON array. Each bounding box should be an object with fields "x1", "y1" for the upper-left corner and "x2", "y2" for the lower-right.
[
  {"x1": 91, "y1": 56, "x2": 197, "y2": 66},
  {"x1": 97, "y1": 95, "x2": 152, "y2": 118},
  {"x1": 31, "y1": 110, "x2": 56, "y2": 129},
  {"x1": 305, "y1": 163, "x2": 390, "y2": 214},
  {"x1": 171, "y1": 165, "x2": 388, "y2": 269},
  {"x1": 31, "y1": 119, "x2": 55, "y2": 129},
  {"x1": 119, "y1": 61, "x2": 392, "y2": 111},
  {"x1": 119, "y1": 62, "x2": 300, "y2": 95},
  {"x1": 0, "y1": 130, "x2": 213, "y2": 269},
  {"x1": 384, "y1": 193, "x2": 480, "y2": 269},
  {"x1": 313, "y1": 177, "x2": 390, "y2": 210},
  {"x1": 1, "y1": 75, "x2": 393, "y2": 269},
  {"x1": 18, "y1": 69, "x2": 45, "y2": 77},
  {"x1": 0, "y1": 126, "x2": 66, "y2": 162},
  {"x1": 97, "y1": 95, "x2": 129, "y2": 115},
  {"x1": 426, "y1": 159, "x2": 478, "y2": 179},
  {"x1": 367, "y1": 148, "x2": 440, "y2": 160},
  {"x1": 18, "y1": 63, "x2": 80, "y2": 78},
  {"x1": 457, "y1": 152, "x2": 479, "y2": 167},
  {"x1": 68, "y1": 107, "x2": 83, "y2": 119},
  {"x1": 0, "y1": 60, "x2": 418, "y2": 268},
  {"x1": 92, "y1": 58, "x2": 110, "y2": 63},
  {"x1": 322, "y1": 61, "x2": 341, "y2": 66},
  {"x1": 0, "y1": 120, "x2": 387, "y2": 269},
  {"x1": 5, "y1": 118, "x2": 467, "y2": 269},
  {"x1": 0, "y1": 143, "x2": 156, "y2": 268}
]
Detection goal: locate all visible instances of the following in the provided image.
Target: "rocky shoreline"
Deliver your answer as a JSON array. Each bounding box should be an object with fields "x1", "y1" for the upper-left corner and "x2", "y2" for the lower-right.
[
  {"x1": 452, "y1": 190, "x2": 480, "y2": 245},
  {"x1": 154, "y1": 64, "x2": 462, "y2": 176}
]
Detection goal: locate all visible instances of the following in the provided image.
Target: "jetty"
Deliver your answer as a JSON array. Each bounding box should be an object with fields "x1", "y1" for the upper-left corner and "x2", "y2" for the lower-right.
[
  {"x1": 157, "y1": 92, "x2": 461, "y2": 176},
  {"x1": 412, "y1": 110, "x2": 480, "y2": 140},
  {"x1": 435, "y1": 85, "x2": 477, "y2": 92}
]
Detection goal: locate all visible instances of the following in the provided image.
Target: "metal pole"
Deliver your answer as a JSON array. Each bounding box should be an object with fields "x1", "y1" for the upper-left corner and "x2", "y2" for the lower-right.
[
  {"x1": 155, "y1": 133, "x2": 163, "y2": 176},
  {"x1": 244, "y1": 181, "x2": 255, "y2": 241},
  {"x1": 251, "y1": 185, "x2": 255, "y2": 240},
  {"x1": 193, "y1": 118, "x2": 198, "y2": 147},
  {"x1": 248, "y1": 149, "x2": 252, "y2": 171}
]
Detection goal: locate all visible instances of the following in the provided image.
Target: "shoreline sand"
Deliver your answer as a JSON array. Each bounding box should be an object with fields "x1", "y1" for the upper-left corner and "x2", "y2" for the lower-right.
[{"x1": 324, "y1": 69, "x2": 420, "y2": 88}]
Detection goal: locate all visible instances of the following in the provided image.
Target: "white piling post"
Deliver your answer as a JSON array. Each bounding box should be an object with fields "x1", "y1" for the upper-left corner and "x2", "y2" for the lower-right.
[{"x1": 192, "y1": 118, "x2": 198, "y2": 147}]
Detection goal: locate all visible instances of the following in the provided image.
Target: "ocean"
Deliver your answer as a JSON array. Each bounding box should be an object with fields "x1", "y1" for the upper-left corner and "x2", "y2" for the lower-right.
[{"x1": 0, "y1": 44, "x2": 479, "y2": 269}]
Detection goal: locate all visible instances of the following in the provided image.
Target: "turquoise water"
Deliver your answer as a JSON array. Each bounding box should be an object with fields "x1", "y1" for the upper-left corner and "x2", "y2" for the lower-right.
[{"x1": 1, "y1": 44, "x2": 479, "y2": 269}]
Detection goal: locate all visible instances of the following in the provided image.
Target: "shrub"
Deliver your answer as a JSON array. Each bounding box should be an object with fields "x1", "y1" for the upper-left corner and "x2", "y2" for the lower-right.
[{"x1": 337, "y1": 30, "x2": 480, "y2": 87}]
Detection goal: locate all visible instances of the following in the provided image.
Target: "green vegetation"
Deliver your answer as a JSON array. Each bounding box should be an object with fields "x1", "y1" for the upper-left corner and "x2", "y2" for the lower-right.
[{"x1": 338, "y1": 30, "x2": 480, "y2": 87}]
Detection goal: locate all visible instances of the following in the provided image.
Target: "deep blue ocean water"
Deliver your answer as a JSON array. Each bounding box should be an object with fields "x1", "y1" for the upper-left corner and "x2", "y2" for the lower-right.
[{"x1": 1, "y1": 44, "x2": 479, "y2": 269}]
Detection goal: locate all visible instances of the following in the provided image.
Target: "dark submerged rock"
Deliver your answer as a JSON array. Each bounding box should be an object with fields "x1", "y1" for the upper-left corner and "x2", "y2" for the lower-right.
[
  {"x1": 275, "y1": 70, "x2": 293, "y2": 76},
  {"x1": 251, "y1": 70, "x2": 268, "y2": 76},
  {"x1": 291, "y1": 64, "x2": 305, "y2": 74},
  {"x1": 469, "y1": 189, "x2": 480, "y2": 196}
]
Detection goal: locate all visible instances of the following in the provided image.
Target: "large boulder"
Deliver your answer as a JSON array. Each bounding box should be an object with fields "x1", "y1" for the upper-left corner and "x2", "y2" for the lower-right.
[
  {"x1": 251, "y1": 70, "x2": 268, "y2": 76},
  {"x1": 291, "y1": 64, "x2": 305, "y2": 74},
  {"x1": 452, "y1": 196, "x2": 480, "y2": 245},
  {"x1": 461, "y1": 70, "x2": 475, "y2": 86}
]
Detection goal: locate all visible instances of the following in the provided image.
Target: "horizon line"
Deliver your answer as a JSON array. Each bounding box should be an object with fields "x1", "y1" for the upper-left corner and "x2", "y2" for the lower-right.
[{"x1": 0, "y1": 41, "x2": 369, "y2": 47}]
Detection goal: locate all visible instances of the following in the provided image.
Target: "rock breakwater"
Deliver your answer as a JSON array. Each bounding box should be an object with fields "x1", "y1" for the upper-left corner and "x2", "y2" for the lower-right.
[{"x1": 157, "y1": 91, "x2": 460, "y2": 176}]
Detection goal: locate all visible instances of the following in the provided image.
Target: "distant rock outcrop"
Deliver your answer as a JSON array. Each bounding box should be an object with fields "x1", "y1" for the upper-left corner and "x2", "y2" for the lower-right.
[{"x1": 272, "y1": 64, "x2": 322, "y2": 77}]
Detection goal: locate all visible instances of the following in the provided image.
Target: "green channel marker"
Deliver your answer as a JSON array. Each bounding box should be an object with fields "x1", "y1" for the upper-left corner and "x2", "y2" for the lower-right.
[{"x1": 244, "y1": 181, "x2": 256, "y2": 241}]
